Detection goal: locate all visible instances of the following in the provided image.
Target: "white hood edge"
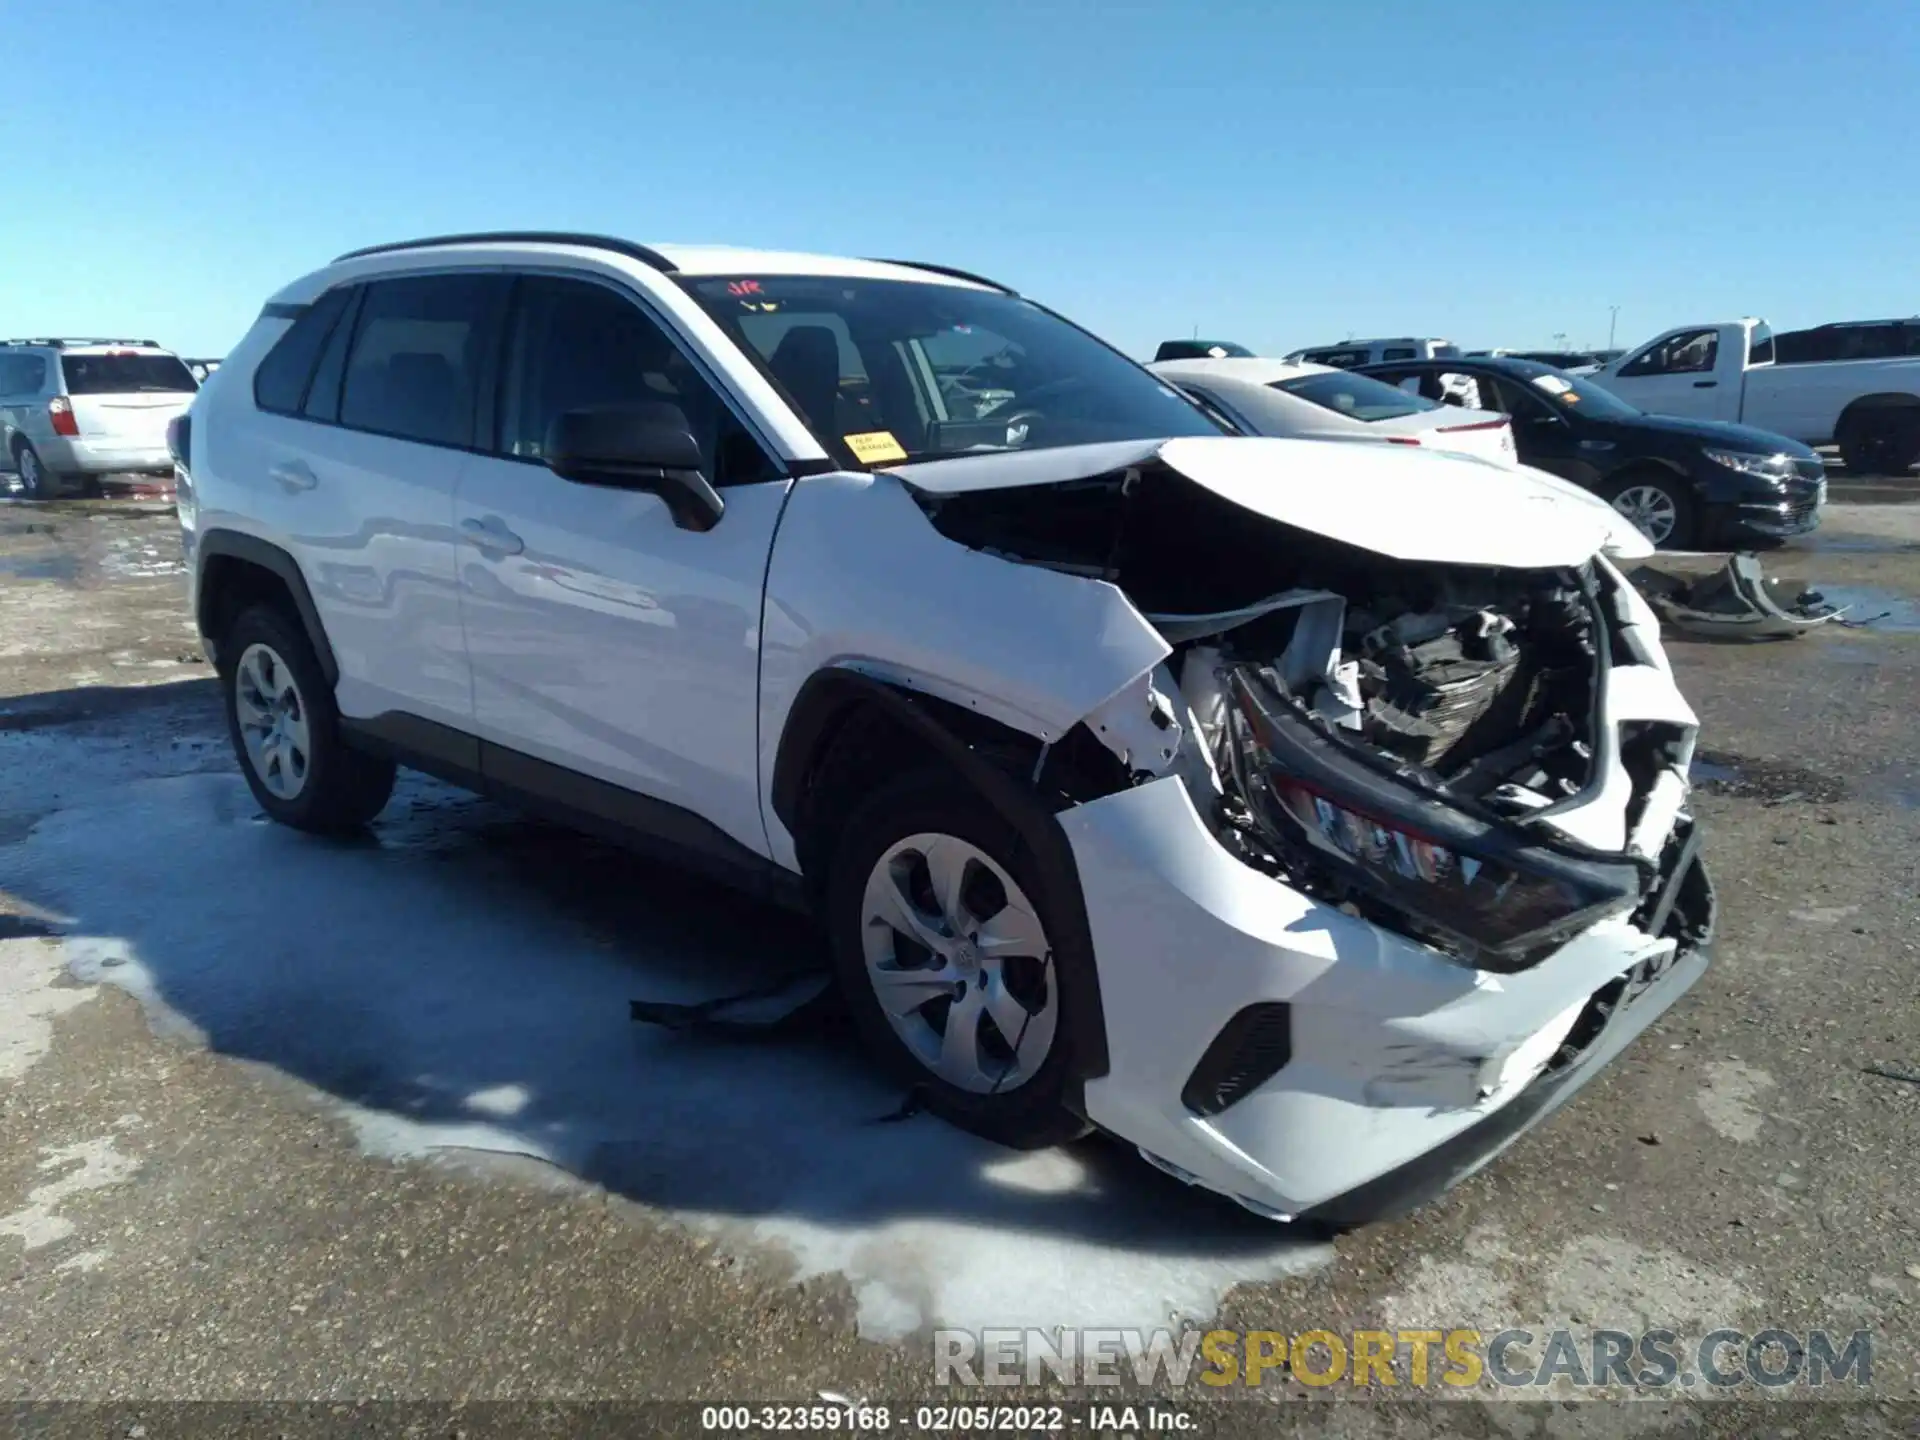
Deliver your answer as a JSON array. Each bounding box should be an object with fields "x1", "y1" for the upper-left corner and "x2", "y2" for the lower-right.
[{"x1": 888, "y1": 435, "x2": 1624, "y2": 570}]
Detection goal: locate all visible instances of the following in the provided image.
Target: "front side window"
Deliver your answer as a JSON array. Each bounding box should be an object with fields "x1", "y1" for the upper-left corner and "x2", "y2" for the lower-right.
[
  {"x1": 683, "y1": 275, "x2": 1219, "y2": 466},
  {"x1": 338, "y1": 273, "x2": 505, "y2": 448},
  {"x1": 1617, "y1": 328, "x2": 1719, "y2": 378},
  {"x1": 496, "y1": 275, "x2": 779, "y2": 487},
  {"x1": 61, "y1": 353, "x2": 196, "y2": 396},
  {"x1": 1275, "y1": 370, "x2": 1438, "y2": 422}
]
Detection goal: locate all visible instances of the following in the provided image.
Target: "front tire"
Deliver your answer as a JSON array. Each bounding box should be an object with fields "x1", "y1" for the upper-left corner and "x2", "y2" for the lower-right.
[
  {"x1": 825, "y1": 770, "x2": 1091, "y2": 1149},
  {"x1": 220, "y1": 605, "x2": 396, "y2": 833},
  {"x1": 1603, "y1": 470, "x2": 1695, "y2": 549}
]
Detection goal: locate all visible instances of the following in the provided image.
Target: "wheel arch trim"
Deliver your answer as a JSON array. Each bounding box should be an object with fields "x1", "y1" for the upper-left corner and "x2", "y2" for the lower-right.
[
  {"x1": 195, "y1": 529, "x2": 339, "y2": 688},
  {"x1": 770, "y1": 665, "x2": 1112, "y2": 1084}
]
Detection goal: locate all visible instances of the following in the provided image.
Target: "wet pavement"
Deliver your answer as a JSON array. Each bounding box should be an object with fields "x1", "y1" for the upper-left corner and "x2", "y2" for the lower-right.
[{"x1": 1, "y1": 490, "x2": 1917, "y2": 1431}]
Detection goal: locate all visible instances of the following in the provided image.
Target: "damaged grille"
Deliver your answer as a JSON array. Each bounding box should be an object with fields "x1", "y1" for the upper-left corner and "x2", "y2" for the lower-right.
[{"x1": 1181, "y1": 1003, "x2": 1293, "y2": 1116}]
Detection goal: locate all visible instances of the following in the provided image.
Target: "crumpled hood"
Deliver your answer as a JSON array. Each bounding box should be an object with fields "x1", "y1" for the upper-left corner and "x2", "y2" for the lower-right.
[{"x1": 888, "y1": 435, "x2": 1626, "y2": 569}]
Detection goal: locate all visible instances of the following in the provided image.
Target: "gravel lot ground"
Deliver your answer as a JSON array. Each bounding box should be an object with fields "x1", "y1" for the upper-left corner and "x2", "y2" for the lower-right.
[{"x1": 1, "y1": 478, "x2": 1916, "y2": 1437}]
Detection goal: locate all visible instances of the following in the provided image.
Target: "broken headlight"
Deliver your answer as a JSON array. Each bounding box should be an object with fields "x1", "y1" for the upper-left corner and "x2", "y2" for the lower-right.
[{"x1": 1224, "y1": 667, "x2": 1643, "y2": 971}]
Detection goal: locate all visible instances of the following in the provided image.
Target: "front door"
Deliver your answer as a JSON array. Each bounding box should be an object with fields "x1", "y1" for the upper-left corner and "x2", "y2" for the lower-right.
[
  {"x1": 1600, "y1": 328, "x2": 1734, "y2": 422},
  {"x1": 453, "y1": 272, "x2": 791, "y2": 858}
]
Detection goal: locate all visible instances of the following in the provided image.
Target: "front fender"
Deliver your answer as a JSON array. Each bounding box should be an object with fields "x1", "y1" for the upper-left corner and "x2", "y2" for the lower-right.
[{"x1": 757, "y1": 470, "x2": 1171, "y2": 867}]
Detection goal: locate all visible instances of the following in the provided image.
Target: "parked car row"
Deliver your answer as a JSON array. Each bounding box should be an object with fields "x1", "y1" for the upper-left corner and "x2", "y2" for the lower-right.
[
  {"x1": 1149, "y1": 351, "x2": 1825, "y2": 549},
  {"x1": 168, "y1": 232, "x2": 1718, "y2": 1228}
]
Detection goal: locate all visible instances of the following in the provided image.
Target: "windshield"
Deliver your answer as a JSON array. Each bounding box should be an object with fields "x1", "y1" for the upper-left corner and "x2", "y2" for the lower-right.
[
  {"x1": 1510, "y1": 363, "x2": 1641, "y2": 420},
  {"x1": 1276, "y1": 370, "x2": 1439, "y2": 421},
  {"x1": 683, "y1": 275, "x2": 1221, "y2": 466},
  {"x1": 59, "y1": 353, "x2": 197, "y2": 395}
]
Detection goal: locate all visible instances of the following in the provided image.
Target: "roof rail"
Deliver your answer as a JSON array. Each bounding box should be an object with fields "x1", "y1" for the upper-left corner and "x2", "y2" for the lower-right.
[
  {"x1": 866, "y1": 259, "x2": 1015, "y2": 294},
  {"x1": 3, "y1": 338, "x2": 161, "y2": 349},
  {"x1": 332, "y1": 231, "x2": 678, "y2": 272}
]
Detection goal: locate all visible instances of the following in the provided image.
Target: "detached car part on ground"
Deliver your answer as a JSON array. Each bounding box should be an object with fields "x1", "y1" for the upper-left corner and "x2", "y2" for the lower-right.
[
  {"x1": 185, "y1": 240, "x2": 1714, "y2": 1229},
  {"x1": 1627, "y1": 552, "x2": 1848, "y2": 640}
]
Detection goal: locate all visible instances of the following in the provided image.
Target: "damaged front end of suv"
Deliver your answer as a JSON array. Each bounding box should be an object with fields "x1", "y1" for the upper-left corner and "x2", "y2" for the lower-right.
[{"x1": 771, "y1": 433, "x2": 1715, "y2": 1225}]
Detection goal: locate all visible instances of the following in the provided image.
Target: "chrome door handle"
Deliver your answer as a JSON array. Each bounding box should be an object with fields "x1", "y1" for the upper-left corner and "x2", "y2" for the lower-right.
[
  {"x1": 461, "y1": 517, "x2": 524, "y2": 556},
  {"x1": 268, "y1": 460, "x2": 317, "y2": 492}
]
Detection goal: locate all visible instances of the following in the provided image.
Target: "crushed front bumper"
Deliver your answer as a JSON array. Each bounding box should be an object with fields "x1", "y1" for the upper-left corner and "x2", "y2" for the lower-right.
[{"x1": 1057, "y1": 776, "x2": 1714, "y2": 1225}]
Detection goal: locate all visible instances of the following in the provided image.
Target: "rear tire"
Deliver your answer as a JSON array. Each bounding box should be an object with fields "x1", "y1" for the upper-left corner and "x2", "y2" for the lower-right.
[
  {"x1": 219, "y1": 604, "x2": 395, "y2": 833},
  {"x1": 825, "y1": 769, "x2": 1091, "y2": 1150},
  {"x1": 1837, "y1": 410, "x2": 1920, "y2": 478},
  {"x1": 11, "y1": 440, "x2": 55, "y2": 500},
  {"x1": 1602, "y1": 469, "x2": 1695, "y2": 549}
]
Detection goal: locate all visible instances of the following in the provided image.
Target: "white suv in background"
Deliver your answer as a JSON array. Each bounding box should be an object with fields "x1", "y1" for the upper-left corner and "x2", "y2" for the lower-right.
[
  {"x1": 1284, "y1": 337, "x2": 1463, "y2": 368},
  {"x1": 178, "y1": 232, "x2": 1714, "y2": 1226},
  {"x1": 1, "y1": 339, "x2": 199, "y2": 497}
]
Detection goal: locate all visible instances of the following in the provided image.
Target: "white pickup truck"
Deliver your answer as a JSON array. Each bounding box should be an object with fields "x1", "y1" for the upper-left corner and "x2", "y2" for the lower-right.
[{"x1": 1591, "y1": 318, "x2": 1920, "y2": 475}]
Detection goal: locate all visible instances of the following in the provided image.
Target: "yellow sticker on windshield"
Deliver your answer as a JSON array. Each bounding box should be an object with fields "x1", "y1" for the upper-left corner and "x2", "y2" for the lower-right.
[{"x1": 845, "y1": 430, "x2": 908, "y2": 465}]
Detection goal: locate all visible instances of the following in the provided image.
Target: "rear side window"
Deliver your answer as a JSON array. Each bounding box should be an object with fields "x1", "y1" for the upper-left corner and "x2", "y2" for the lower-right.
[
  {"x1": 1431, "y1": 344, "x2": 1462, "y2": 359},
  {"x1": 338, "y1": 274, "x2": 506, "y2": 448},
  {"x1": 1746, "y1": 322, "x2": 1775, "y2": 367},
  {"x1": 60, "y1": 353, "x2": 197, "y2": 395},
  {"x1": 253, "y1": 287, "x2": 354, "y2": 415},
  {"x1": 1276, "y1": 370, "x2": 1438, "y2": 421},
  {"x1": 0, "y1": 354, "x2": 49, "y2": 392},
  {"x1": 302, "y1": 289, "x2": 363, "y2": 423},
  {"x1": 1381, "y1": 346, "x2": 1417, "y2": 361}
]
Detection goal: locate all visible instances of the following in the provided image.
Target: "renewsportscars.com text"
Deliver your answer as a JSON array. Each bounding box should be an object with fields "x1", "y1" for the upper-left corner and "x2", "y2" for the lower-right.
[{"x1": 934, "y1": 1326, "x2": 1872, "y2": 1392}]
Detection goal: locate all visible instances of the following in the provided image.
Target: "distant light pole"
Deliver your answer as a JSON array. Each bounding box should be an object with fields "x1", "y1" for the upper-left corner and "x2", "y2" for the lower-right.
[{"x1": 1608, "y1": 306, "x2": 1619, "y2": 349}]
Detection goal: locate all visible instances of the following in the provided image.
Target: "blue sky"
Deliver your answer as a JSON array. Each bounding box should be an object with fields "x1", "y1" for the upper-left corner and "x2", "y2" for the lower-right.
[{"x1": 4, "y1": 0, "x2": 1915, "y2": 359}]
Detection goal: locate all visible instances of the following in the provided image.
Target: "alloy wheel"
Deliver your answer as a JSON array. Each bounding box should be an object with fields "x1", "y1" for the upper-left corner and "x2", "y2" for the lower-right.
[
  {"x1": 859, "y1": 832, "x2": 1058, "y2": 1094},
  {"x1": 16, "y1": 447, "x2": 45, "y2": 499},
  {"x1": 1611, "y1": 484, "x2": 1679, "y2": 546},
  {"x1": 234, "y1": 642, "x2": 312, "y2": 800}
]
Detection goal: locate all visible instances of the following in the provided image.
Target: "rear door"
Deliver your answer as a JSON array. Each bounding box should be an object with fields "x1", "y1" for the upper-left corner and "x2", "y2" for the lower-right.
[
  {"x1": 57, "y1": 351, "x2": 198, "y2": 452},
  {"x1": 1, "y1": 353, "x2": 52, "y2": 450},
  {"x1": 236, "y1": 271, "x2": 507, "y2": 732},
  {"x1": 1481, "y1": 375, "x2": 1600, "y2": 487},
  {"x1": 452, "y1": 271, "x2": 791, "y2": 858}
]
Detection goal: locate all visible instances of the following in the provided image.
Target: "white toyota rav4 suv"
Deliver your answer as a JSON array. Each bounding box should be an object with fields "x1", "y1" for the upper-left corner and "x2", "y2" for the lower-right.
[{"x1": 177, "y1": 233, "x2": 1714, "y2": 1225}]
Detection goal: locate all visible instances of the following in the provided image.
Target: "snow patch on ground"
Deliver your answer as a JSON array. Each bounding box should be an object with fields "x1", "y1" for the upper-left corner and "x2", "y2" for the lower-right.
[
  {"x1": 0, "y1": 937, "x2": 95, "y2": 1082},
  {"x1": 1, "y1": 1135, "x2": 142, "y2": 1253},
  {"x1": 5, "y1": 769, "x2": 1330, "y2": 1340}
]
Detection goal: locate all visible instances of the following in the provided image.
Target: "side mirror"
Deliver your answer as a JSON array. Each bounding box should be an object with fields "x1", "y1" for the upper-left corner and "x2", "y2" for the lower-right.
[{"x1": 544, "y1": 402, "x2": 725, "y2": 532}]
